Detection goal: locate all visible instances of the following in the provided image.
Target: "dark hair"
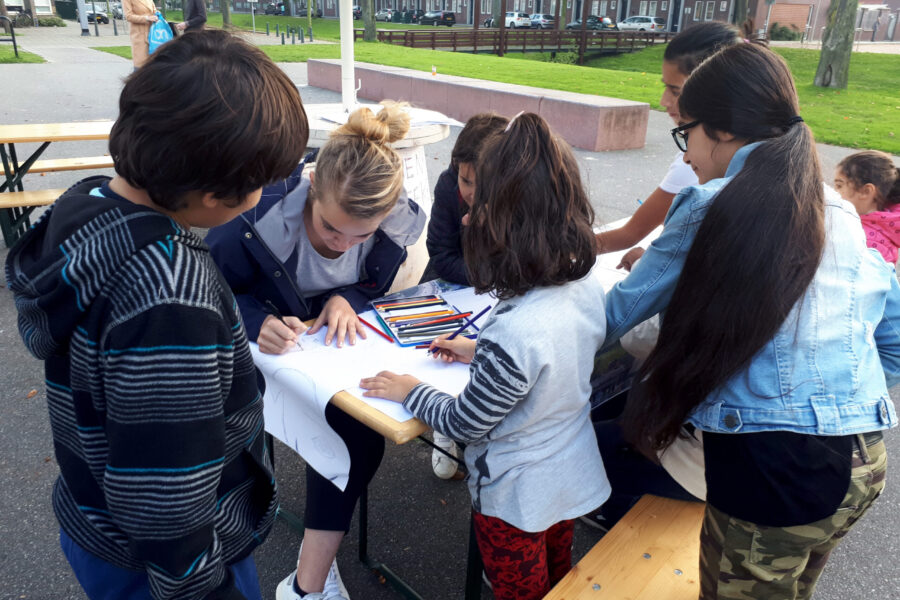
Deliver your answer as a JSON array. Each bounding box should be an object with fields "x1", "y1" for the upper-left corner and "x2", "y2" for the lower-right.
[
  {"x1": 450, "y1": 113, "x2": 509, "y2": 170},
  {"x1": 838, "y1": 150, "x2": 900, "y2": 211},
  {"x1": 624, "y1": 44, "x2": 825, "y2": 455},
  {"x1": 463, "y1": 113, "x2": 596, "y2": 300},
  {"x1": 663, "y1": 21, "x2": 743, "y2": 76},
  {"x1": 109, "y1": 29, "x2": 308, "y2": 211}
]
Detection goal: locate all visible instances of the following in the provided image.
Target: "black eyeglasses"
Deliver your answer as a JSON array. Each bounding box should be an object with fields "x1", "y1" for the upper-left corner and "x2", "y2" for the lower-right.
[{"x1": 671, "y1": 120, "x2": 700, "y2": 153}]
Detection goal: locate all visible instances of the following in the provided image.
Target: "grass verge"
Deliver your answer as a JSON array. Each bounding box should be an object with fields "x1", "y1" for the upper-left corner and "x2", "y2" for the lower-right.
[{"x1": 0, "y1": 44, "x2": 44, "y2": 63}]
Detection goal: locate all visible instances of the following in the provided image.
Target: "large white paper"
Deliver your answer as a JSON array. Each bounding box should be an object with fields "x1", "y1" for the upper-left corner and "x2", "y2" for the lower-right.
[{"x1": 255, "y1": 288, "x2": 491, "y2": 489}]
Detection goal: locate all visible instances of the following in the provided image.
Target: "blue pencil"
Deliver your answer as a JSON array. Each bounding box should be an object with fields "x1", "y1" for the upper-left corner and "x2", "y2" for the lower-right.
[{"x1": 426, "y1": 305, "x2": 492, "y2": 355}]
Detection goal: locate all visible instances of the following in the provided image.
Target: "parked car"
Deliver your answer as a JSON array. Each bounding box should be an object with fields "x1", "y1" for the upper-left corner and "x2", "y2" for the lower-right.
[
  {"x1": 419, "y1": 9, "x2": 455, "y2": 25},
  {"x1": 617, "y1": 15, "x2": 666, "y2": 30},
  {"x1": 505, "y1": 11, "x2": 531, "y2": 28},
  {"x1": 78, "y1": 8, "x2": 109, "y2": 23},
  {"x1": 530, "y1": 13, "x2": 554, "y2": 28},
  {"x1": 263, "y1": 2, "x2": 285, "y2": 14},
  {"x1": 565, "y1": 15, "x2": 616, "y2": 30},
  {"x1": 298, "y1": 6, "x2": 322, "y2": 16},
  {"x1": 110, "y1": 2, "x2": 123, "y2": 18},
  {"x1": 352, "y1": 4, "x2": 361, "y2": 18},
  {"x1": 374, "y1": 8, "x2": 393, "y2": 21}
]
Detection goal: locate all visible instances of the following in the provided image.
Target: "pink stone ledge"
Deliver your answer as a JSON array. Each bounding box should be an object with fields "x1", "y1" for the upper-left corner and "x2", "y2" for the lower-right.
[{"x1": 307, "y1": 59, "x2": 648, "y2": 152}]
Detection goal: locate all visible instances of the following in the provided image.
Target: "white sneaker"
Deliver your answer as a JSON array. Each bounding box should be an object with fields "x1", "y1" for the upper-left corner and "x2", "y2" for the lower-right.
[
  {"x1": 275, "y1": 541, "x2": 350, "y2": 600},
  {"x1": 431, "y1": 431, "x2": 460, "y2": 479}
]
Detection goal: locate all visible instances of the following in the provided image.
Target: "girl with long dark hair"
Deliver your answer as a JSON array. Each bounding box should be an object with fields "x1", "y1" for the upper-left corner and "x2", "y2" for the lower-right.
[{"x1": 604, "y1": 43, "x2": 900, "y2": 599}]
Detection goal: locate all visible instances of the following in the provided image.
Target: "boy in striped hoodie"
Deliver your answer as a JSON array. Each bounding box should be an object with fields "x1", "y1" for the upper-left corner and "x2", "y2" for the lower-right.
[{"x1": 5, "y1": 30, "x2": 308, "y2": 600}]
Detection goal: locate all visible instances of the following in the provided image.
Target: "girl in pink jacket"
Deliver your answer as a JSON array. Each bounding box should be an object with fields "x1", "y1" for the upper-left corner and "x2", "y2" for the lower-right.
[{"x1": 834, "y1": 150, "x2": 900, "y2": 263}]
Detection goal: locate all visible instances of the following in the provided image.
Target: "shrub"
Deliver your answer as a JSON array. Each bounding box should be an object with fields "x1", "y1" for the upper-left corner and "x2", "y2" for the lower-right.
[
  {"x1": 769, "y1": 21, "x2": 802, "y2": 41},
  {"x1": 38, "y1": 16, "x2": 66, "y2": 26},
  {"x1": 549, "y1": 50, "x2": 579, "y2": 64}
]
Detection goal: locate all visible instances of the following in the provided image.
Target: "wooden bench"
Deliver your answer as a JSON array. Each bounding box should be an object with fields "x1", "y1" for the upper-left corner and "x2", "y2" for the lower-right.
[
  {"x1": 29, "y1": 155, "x2": 114, "y2": 174},
  {"x1": 306, "y1": 59, "x2": 649, "y2": 152},
  {"x1": 0, "y1": 188, "x2": 64, "y2": 210},
  {"x1": 545, "y1": 495, "x2": 706, "y2": 600}
]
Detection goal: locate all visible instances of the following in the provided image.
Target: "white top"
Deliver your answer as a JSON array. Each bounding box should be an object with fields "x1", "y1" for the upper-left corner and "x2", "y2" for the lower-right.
[{"x1": 658, "y1": 151, "x2": 698, "y2": 194}]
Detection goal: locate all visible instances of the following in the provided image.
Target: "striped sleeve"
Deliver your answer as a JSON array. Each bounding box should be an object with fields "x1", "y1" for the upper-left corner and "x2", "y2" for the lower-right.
[
  {"x1": 403, "y1": 338, "x2": 530, "y2": 443},
  {"x1": 101, "y1": 302, "x2": 238, "y2": 600}
]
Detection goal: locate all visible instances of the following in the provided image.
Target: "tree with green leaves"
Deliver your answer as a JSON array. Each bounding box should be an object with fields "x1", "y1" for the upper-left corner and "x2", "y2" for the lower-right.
[
  {"x1": 221, "y1": 0, "x2": 232, "y2": 27},
  {"x1": 814, "y1": 0, "x2": 859, "y2": 88}
]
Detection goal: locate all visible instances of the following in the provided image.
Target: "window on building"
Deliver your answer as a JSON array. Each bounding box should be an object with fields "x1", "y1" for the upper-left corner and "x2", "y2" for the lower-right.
[
  {"x1": 592, "y1": 0, "x2": 599, "y2": 14},
  {"x1": 719, "y1": 0, "x2": 726, "y2": 10},
  {"x1": 600, "y1": 0, "x2": 607, "y2": 14},
  {"x1": 610, "y1": 0, "x2": 616, "y2": 8},
  {"x1": 661, "y1": 0, "x2": 667, "y2": 10},
  {"x1": 639, "y1": 0, "x2": 647, "y2": 14},
  {"x1": 694, "y1": 0, "x2": 702, "y2": 20},
  {"x1": 649, "y1": 0, "x2": 656, "y2": 14},
  {"x1": 551, "y1": 0, "x2": 556, "y2": 13},
  {"x1": 704, "y1": 1, "x2": 714, "y2": 19}
]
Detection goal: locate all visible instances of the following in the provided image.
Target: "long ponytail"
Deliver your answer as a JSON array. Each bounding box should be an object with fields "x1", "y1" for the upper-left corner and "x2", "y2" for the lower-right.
[{"x1": 624, "y1": 44, "x2": 825, "y2": 455}]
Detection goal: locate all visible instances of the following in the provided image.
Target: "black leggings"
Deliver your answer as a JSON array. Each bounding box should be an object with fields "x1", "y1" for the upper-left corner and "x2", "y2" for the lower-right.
[{"x1": 303, "y1": 402, "x2": 385, "y2": 532}]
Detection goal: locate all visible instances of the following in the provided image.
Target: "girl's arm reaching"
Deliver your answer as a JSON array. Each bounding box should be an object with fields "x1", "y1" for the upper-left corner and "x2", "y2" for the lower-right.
[
  {"x1": 595, "y1": 187, "x2": 675, "y2": 254},
  {"x1": 361, "y1": 337, "x2": 530, "y2": 444}
]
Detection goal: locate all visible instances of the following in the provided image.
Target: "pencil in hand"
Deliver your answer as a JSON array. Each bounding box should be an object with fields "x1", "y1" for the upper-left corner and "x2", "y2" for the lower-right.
[{"x1": 426, "y1": 305, "x2": 491, "y2": 358}]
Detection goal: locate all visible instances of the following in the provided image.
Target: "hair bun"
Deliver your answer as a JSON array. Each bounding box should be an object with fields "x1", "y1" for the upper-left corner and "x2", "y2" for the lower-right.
[{"x1": 335, "y1": 100, "x2": 411, "y2": 145}]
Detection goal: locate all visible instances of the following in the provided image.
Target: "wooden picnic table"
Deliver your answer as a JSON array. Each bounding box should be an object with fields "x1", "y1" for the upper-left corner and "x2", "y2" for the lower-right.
[{"x1": 0, "y1": 120, "x2": 115, "y2": 247}]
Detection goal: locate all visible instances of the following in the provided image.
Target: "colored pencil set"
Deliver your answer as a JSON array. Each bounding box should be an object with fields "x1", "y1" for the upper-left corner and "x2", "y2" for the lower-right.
[{"x1": 370, "y1": 294, "x2": 478, "y2": 346}]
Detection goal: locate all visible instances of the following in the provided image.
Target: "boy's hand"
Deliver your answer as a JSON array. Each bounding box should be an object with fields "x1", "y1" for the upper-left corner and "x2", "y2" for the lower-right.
[
  {"x1": 258, "y1": 314, "x2": 307, "y2": 354},
  {"x1": 175, "y1": 21, "x2": 186, "y2": 30},
  {"x1": 428, "y1": 335, "x2": 476, "y2": 364},
  {"x1": 308, "y1": 295, "x2": 366, "y2": 348},
  {"x1": 360, "y1": 371, "x2": 421, "y2": 403},
  {"x1": 617, "y1": 247, "x2": 645, "y2": 271}
]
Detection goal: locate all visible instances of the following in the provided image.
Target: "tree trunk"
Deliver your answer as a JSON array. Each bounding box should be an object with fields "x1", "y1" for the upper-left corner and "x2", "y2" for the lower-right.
[
  {"x1": 490, "y1": 0, "x2": 499, "y2": 26},
  {"x1": 363, "y1": 0, "x2": 374, "y2": 40},
  {"x1": 1, "y1": 0, "x2": 8, "y2": 18},
  {"x1": 814, "y1": 0, "x2": 857, "y2": 88},
  {"x1": 221, "y1": 0, "x2": 232, "y2": 26},
  {"x1": 731, "y1": 0, "x2": 747, "y2": 26}
]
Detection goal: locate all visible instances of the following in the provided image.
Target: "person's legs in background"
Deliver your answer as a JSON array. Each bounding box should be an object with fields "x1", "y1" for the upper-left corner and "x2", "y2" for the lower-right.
[{"x1": 277, "y1": 404, "x2": 385, "y2": 600}]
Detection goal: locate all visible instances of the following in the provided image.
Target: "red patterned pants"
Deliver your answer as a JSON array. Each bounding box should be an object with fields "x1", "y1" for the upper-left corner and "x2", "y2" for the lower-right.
[{"x1": 472, "y1": 511, "x2": 574, "y2": 600}]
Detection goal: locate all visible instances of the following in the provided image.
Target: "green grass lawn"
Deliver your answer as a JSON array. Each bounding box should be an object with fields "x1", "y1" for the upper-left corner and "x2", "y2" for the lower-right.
[
  {"x1": 92, "y1": 36, "x2": 900, "y2": 153},
  {"x1": 0, "y1": 44, "x2": 44, "y2": 63}
]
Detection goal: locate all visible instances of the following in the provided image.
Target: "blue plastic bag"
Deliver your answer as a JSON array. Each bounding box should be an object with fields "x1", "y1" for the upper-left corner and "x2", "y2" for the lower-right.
[{"x1": 148, "y1": 12, "x2": 173, "y2": 55}]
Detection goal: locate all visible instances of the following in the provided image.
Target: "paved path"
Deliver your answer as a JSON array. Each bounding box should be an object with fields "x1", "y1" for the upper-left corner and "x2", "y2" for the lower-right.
[{"x1": 1, "y1": 40, "x2": 899, "y2": 600}]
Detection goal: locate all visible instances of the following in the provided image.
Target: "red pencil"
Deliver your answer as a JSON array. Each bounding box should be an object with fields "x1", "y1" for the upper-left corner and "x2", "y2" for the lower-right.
[{"x1": 358, "y1": 315, "x2": 394, "y2": 343}]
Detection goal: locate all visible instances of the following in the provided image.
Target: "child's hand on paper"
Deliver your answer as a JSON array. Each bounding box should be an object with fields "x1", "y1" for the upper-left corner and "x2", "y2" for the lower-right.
[
  {"x1": 308, "y1": 295, "x2": 367, "y2": 348},
  {"x1": 429, "y1": 335, "x2": 476, "y2": 364},
  {"x1": 360, "y1": 371, "x2": 421, "y2": 403},
  {"x1": 617, "y1": 247, "x2": 645, "y2": 271},
  {"x1": 258, "y1": 314, "x2": 307, "y2": 354}
]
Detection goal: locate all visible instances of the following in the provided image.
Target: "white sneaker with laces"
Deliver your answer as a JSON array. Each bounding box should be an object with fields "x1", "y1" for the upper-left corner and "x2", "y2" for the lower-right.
[
  {"x1": 431, "y1": 431, "x2": 460, "y2": 479},
  {"x1": 274, "y1": 541, "x2": 350, "y2": 600}
]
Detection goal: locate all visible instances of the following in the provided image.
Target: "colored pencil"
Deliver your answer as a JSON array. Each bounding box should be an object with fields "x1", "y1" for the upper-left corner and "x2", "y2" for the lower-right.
[
  {"x1": 396, "y1": 312, "x2": 472, "y2": 331},
  {"x1": 358, "y1": 315, "x2": 394, "y2": 343},
  {"x1": 426, "y1": 305, "x2": 491, "y2": 354},
  {"x1": 386, "y1": 309, "x2": 455, "y2": 323}
]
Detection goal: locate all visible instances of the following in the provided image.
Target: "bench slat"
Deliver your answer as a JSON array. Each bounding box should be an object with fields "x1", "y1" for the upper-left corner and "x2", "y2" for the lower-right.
[
  {"x1": 0, "y1": 189, "x2": 64, "y2": 209},
  {"x1": 29, "y1": 156, "x2": 114, "y2": 174},
  {"x1": 545, "y1": 495, "x2": 705, "y2": 600}
]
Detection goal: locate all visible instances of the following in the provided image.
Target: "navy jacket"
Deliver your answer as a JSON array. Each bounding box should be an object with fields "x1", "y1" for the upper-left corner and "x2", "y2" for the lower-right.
[
  {"x1": 207, "y1": 162, "x2": 425, "y2": 340},
  {"x1": 424, "y1": 167, "x2": 469, "y2": 285}
]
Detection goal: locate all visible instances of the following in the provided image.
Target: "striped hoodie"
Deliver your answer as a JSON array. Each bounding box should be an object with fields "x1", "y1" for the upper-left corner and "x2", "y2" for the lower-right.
[{"x1": 5, "y1": 177, "x2": 277, "y2": 599}]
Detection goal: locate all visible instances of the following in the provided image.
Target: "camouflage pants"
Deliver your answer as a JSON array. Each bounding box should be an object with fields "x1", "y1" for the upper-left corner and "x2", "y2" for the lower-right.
[{"x1": 699, "y1": 432, "x2": 887, "y2": 600}]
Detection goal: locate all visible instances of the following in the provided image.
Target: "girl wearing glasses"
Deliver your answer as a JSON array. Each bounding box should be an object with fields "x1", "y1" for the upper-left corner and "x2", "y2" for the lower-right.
[
  {"x1": 594, "y1": 22, "x2": 742, "y2": 268},
  {"x1": 604, "y1": 43, "x2": 900, "y2": 599}
]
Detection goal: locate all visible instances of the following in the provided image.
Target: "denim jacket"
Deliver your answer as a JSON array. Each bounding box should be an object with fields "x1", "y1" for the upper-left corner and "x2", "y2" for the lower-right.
[{"x1": 604, "y1": 143, "x2": 900, "y2": 436}]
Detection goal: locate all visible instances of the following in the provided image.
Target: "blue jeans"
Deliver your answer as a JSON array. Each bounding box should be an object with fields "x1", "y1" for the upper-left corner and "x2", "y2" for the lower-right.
[{"x1": 60, "y1": 529, "x2": 263, "y2": 600}]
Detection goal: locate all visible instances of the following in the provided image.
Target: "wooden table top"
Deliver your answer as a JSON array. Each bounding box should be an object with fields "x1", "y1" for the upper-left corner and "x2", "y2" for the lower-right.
[
  {"x1": 0, "y1": 121, "x2": 115, "y2": 144},
  {"x1": 330, "y1": 390, "x2": 429, "y2": 445}
]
